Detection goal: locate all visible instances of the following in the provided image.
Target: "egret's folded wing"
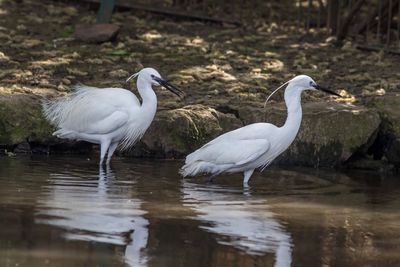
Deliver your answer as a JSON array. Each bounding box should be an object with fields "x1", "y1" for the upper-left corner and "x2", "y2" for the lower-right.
[
  {"x1": 218, "y1": 139, "x2": 270, "y2": 166},
  {"x1": 188, "y1": 139, "x2": 270, "y2": 167},
  {"x1": 84, "y1": 110, "x2": 129, "y2": 134},
  {"x1": 43, "y1": 86, "x2": 135, "y2": 134},
  {"x1": 56, "y1": 102, "x2": 130, "y2": 134},
  {"x1": 197, "y1": 123, "x2": 275, "y2": 150}
]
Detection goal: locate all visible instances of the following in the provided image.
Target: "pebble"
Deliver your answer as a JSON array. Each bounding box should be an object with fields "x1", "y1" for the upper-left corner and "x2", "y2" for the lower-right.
[
  {"x1": 61, "y1": 78, "x2": 71, "y2": 85},
  {"x1": 86, "y1": 58, "x2": 103, "y2": 64},
  {"x1": 0, "y1": 52, "x2": 9, "y2": 61},
  {"x1": 75, "y1": 24, "x2": 120, "y2": 43},
  {"x1": 110, "y1": 69, "x2": 129, "y2": 78},
  {"x1": 57, "y1": 83, "x2": 67, "y2": 91},
  {"x1": 22, "y1": 39, "x2": 42, "y2": 48},
  {"x1": 67, "y1": 68, "x2": 88, "y2": 76},
  {"x1": 16, "y1": 25, "x2": 27, "y2": 31},
  {"x1": 62, "y1": 6, "x2": 78, "y2": 16}
]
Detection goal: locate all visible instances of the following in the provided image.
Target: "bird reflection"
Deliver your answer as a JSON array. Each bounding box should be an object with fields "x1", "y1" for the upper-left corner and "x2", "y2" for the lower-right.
[
  {"x1": 182, "y1": 181, "x2": 292, "y2": 267},
  {"x1": 35, "y1": 166, "x2": 149, "y2": 267}
]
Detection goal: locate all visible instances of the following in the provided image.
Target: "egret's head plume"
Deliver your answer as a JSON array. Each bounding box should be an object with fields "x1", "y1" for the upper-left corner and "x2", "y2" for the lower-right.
[
  {"x1": 264, "y1": 75, "x2": 340, "y2": 107},
  {"x1": 263, "y1": 79, "x2": 290, "y2": 108},
  {"x1": 126, "y1": 72, "x2": 139, "y2": 83}
]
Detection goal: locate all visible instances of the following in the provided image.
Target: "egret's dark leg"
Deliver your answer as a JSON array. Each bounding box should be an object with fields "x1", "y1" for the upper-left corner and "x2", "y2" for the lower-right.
[
  {"x1": 99, "y1": 140, "x2": 111, "y2": 166},
  {"x1": 99, "y1": 163, "x2": 106, "y2": 177},
  {"x1": 106, "y1": 142, "x2": 118, "y2": 166},
  {"x1": 207, "y1": 173, "x2": 218, "y2": 184},
  {"x1": 243, "y1": 169, "x2": 255, "y2": 186},
  {"x1": 99, "y1": 163, "x2": 112, "y2": 178}
]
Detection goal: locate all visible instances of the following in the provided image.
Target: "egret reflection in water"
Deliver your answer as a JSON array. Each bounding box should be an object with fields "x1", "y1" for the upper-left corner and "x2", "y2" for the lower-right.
[
  {"x1": 35, "y1": 167, "x2": 149, "y2": 267},
  {"x1": 182, "y1": 181, "x2": 292, "y2": 267}
]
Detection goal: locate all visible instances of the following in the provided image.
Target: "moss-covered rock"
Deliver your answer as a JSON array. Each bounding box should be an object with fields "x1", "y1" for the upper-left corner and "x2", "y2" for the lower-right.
[
  {"x1": 127, "y1": 104, "x2": 242, "y2": 158},
  {"x1": 365, "y1": 93, "x2": 400, "y2": 136},
  {"x1": 0, "y1": 94, "x2": 97, "y2": 155},
  {"x1": 127, "y1": 101, "x2": 380, "y2": 167},
  {"x1": 386, "y1": 138, "x2": 400, "y2": 167},
  {"x1": 364, "y1": 93, "x2": 400, "y2": 167},
  {"x1": 262, "y1": 102, "x2": 381, "y2": 167},
  {"x1": 0, "y1": 94, "x2": 53, "y2": 145},
  {"x1": 237, "y1": 105, "x2": 265, "y2": 124},
  {"x1": 0, "y1": 94, "x2": 382, "y2": 169}
]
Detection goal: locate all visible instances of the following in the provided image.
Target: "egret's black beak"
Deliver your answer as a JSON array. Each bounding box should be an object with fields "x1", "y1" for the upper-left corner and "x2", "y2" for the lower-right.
[
  {"x1": 153, "y1": 76, "x2": 184, "y2": 98},
  {"x1": 313, "y1": 84, "x2": 341, "y2": 97}
]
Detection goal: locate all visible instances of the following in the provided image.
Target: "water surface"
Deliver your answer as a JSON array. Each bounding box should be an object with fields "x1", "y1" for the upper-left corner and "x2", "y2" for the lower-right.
[{"x1": 0, "y1": 156, "x2": 399, "y2": 267}]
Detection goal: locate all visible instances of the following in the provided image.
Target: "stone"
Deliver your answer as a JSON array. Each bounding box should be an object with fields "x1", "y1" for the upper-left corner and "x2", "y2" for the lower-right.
[
  {"x1": 62, "y1": 6, "x2": 78, "y2": 17},
  {"x1": 66, "y1": 68, "x2": 88, "y2": 76},
  {"x1": 85, "y1": 58, "x2": 103, "y2": 64},
  {"x1": 0, "y1": 52, "x2": 9, "y2": 62},
  {"x1": 17, "y1": 24, "x2": 27, "y2": 31},
  {"x1": 110, "y1": 69, "x2": 129, "y2": 79},
  {"x1": 365, "y1": 93, "x2": 400, "y2": 136},
  {"x1": 0, "y1": 94, "x2": 53, "y2": 145},
  {"x1": 14, "y1": 141, "x2": 31, "y2": 153},
  {"x1": 61, "y1": 78, "x2": 71, "y2": 85},
  {"x1": 0, "y1": 94, "x2": 92, "y2": 154},
  {"x1": 74, "y1": 24, "x2": 120, "y2": 43},
  {"x1": 364, "y1": 93, "x2": 400, "y2": 167},
  {"x1": 237, "y1": 105, "x2": 265, "y2": 124},
  {"x1": 345, "y1": 157, "x2": 394, "y2": 172},
  {"x1": 126, "y1": 102, "x2": 380, "y2": 166},
  {"x1": 386, "y1": 138, "x2": 400, "y2": 167},
  {"x1": 21, "y1": 39, "x2": 42, "y2": 48},
  {"x1": 127, "y1": 105, "x2": 242, "y2": 158},
  {"x1": 0, "y1": 93, "x2": 383, "y2": 169}
]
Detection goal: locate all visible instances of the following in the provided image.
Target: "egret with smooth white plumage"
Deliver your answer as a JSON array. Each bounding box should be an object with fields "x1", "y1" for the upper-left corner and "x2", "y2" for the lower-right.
[
  {"x1": 180, "y1": 75, "x2": 340, "y2": 185},
  {"x1": 43, "y1": 67, "x2": 183, "y2": 166}
]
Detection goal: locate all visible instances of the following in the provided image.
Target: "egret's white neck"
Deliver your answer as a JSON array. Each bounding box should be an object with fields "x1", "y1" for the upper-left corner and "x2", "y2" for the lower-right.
[
  {"x1": 281, "y1": 83, "x2": 303, "y2": 135},
  {"x1": 137, "y1": 77, "x2": 157, "y2": 122}
]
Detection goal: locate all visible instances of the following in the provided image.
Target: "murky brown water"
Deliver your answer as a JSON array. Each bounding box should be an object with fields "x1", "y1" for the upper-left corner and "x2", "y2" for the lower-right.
[{"x1": 0, "y1": 156, "x2": 400, "y2": 267}]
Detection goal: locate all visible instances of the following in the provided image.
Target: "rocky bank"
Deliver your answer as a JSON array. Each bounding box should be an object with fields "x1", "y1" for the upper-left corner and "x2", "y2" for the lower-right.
[
  {"x1": 1, "y1": 93, "x2": 400, "y2": 171},
  {"x1": 1, "y1": 0, "x2": 400, "y2": 171}
]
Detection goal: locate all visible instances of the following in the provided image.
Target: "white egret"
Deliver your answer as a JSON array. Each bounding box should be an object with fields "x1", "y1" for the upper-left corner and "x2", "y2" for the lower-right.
[
  {"x1": 43, "y1": 67, "x2": 183, "y2": 166},
  {"x1": 180, "y1": 75, "x2": 340, "y2": 185}
]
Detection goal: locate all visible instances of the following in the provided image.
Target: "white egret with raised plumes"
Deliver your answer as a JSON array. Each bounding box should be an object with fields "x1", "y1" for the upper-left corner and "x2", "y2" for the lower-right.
[{"x1": 43, "y1": 67, "x2": 183, "y2": 166}]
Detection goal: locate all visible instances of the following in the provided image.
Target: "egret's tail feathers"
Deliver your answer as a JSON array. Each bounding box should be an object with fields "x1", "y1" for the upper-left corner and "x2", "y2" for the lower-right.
[
  {"x1": 41, "y1": 85, "x2": 96, "y2": 128},
  {"x1": 180, "y1": 161, "x2": 222, "y2": 177},
  {"x1": 180, "y1": 161, "x2": 202, "y2": 177},
  {"x1": 53, "y1": 129, "x2": 77, "y2": 140},
  {"x1": 42, "y1": 98, "x2": 58, "y2": 125}
]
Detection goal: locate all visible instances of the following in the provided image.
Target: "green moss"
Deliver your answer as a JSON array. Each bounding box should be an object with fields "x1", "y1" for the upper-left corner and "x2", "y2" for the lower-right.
[
  {"x1": 366, "y1": 94, "x2": 400, "y2": 136},
  {"x1": 0, "y1": 94, "x2": 53, "y2": 145},
  {"x1": 279, "y1": 140, "x2": 344, "y2": 167},
  {"x1": 140, "y1": 105, "x2": 243, "y2": 156},
  {"x1": 61, "y1": 26, "x2": 74, "y2": 38}
]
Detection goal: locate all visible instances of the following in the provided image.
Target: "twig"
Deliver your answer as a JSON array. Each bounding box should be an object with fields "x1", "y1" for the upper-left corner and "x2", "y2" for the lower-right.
[
  {"x1": 356, "y1": 44, "x2": 400, "y2": 55},
  {"x1": 78, "y1": 0, "x2": 241, "y2": 26}
]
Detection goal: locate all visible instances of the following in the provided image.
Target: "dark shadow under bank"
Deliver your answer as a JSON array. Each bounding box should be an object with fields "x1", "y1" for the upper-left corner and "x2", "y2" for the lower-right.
[{"x1": 0, "y1": 153, "x2": 398, "y2": 183}]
